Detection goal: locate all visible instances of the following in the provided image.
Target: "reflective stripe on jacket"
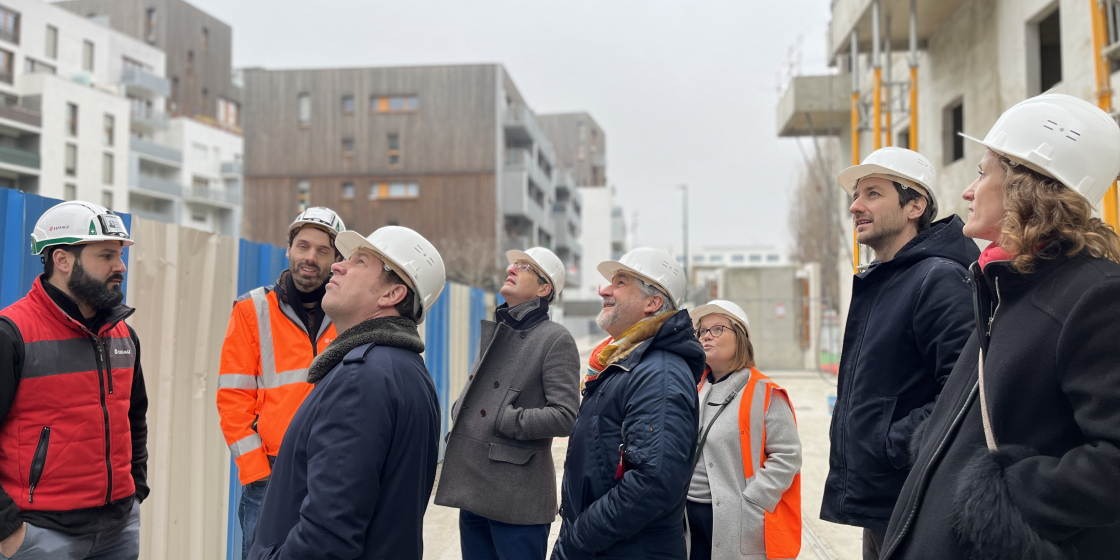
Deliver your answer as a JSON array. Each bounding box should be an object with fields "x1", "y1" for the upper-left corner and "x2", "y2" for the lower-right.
[
  {"x1": 0, "y1": 278, "x2": 137, "y2": 511},
  {"x1": 696, "y1": 368, "x2": 802, "y2": 559},
  {"x1": 217, "y1": 277, "x2": 335, "y2": 485}
]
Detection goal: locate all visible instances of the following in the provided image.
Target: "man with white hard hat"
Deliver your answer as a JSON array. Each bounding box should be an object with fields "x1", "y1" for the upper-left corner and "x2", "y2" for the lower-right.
[
  {"x1": 552, "y1": 247, "x2": 706, "y2": 560},
  {"x1": 437, "y1": 247, "x2": 580, "y2": 560},
  {"x1": 216, "y1": 206, "x2": 345, "y2": 559},
  {"x1": 0, "y1": 202, "x2": 148, "y2": 559},
  {"x1": 821, "y1": 147, "x2": 980, "y2": 559},
  {"x1": 248, "y1": 226, "x2": 444, "y2": 560}
]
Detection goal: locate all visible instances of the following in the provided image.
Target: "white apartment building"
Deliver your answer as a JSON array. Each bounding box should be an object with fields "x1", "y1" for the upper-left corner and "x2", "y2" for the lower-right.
[
  {"x1": 0, "y1": 0, "x2": 243, "y2": 235},
  {"x1": 570, "y1": 185, "x2": 627, "y2": 300}
]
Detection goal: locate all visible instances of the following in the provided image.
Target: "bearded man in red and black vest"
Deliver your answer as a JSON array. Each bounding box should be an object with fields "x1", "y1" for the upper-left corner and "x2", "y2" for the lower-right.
[{"x1": 0, "y1": 201, "x2": 148, "y2": 560}]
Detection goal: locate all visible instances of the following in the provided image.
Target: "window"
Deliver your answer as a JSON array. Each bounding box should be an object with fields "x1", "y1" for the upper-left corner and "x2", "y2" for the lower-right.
[
  {"x1": 186, "y1": 51, "x2": 193, "y2": 77},
  {"x1": 102, "y1": 153, "x2": 113, "y2": 184},
  {"x1": 1035, "y1": 8, "x2": 1062, "y2": 94},
  {"x1": 389, "y1": 182, "x2": 406, "y2": 197},
  {"x1": 749, "y1": 254, "x2": 762, "y2": 263},
  {"x1": 297, "y1": 179, "x2": 310, "y2": 211},
  {"x1": 298, "y1": 93, "x2": 310, "y2": 126},
  {"x1": 218, "y1": 98, "x2": 239, "y2": 127},
  {"x1": 103, "y1": 114, "x2": 114, "y2": 145},
  {"x1": 191, "y1": 213, "x2": 206, "y2": 223},
  {"x1": 122, "y1": 57, "x2": 143, "y2": 73},
  {"x1": 145, "y1": 8, "x2": 156, "y2": 44},
  {"x1": 388, "y1": 134, "x2": 400, "y2": 166},
  {"x1": 342, "y1": 182, "x2": 355, "y2": 200},
  {"x1": 370, "y1": 182, "x2": 420, "y2": 199},
  {"x1": 371, "y1": 95, "x2": 419, "y2": 113},
  {"x1": 66, "y1": 103, "x2": 78, "y2": 136},
  {"x1": 192, "y1": 176, "x2": 208, "y2": 197},
  {"x1": 82, "y1": 40, "x2": 94, "y2": 72},
  {"x1": 897, "y1": 127, "x2": 910, "y2": 150},
  {"x1": 693, "y1": 255, "x2": 703, "y2": 263},
  {"x1": 0, "y1": 48, "x2": 11, "y2": 83},
  {"x1": 192, "y1": 142, "x2": 208, "y2": 160},
  {"x1": 732, "y1": 254, "x2": 745, "y2": 263},
  {"x1": 202, "y1": 27, "x2": 209, "y2": 52},
  {"x1": 766, "y1": 254, "x2": 780, "y2": 263},
  {"x1": 342, "y1": 137, "x2": 354, "y2": 156},
  {"x1": 407, "y1": 182, "x2": 419, "y2": 197},
  {"x1": 202, "y1": 88, "x2": 209, "y2": 114},
  {"x1": 23, "y1": 57, "x2": 53, "y2": 75},
  {"x1": 45, "y1": 25, "x2": 57, "y2": 58},
  {"x1": 170, "y1": 77, "x2": 179, "y2": 112},
  {"x1": 0, "y1": 6, "x2": 18, "y2": 45},
  {"x1": 101, "y1": 190, "x2": 112, "y2": 210},
  {"x1": 65, "y1": 144, "x2": 76, "y2": 176},
  {"x1": 369, "y1": 183, "x2": 380, "y2": 200},
  {"x1": 342, "y1": 95, "x2": 354, "y2": 115},
  {"x1": 943, "y1": 100, "x2": 964, "y2": 164},
  {"x1": 710, "y1": 254, "x2": 723, "y2": 262},
  {"x1": 64, "y1": 184, "x2": 76, "y2": 201}
]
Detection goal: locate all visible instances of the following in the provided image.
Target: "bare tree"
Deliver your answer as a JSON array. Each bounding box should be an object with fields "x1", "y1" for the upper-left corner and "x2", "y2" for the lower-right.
[
  {"x1": 788, "y1": 138, "x2": 842, "y2": 311},
  {"x1": 435, "y1": 236, "x2": 506, "y2": 292}
]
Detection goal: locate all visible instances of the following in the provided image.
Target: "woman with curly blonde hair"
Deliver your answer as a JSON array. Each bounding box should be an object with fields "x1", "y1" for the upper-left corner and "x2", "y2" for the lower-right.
[{"x1": 880, "y1": 93, "x2": 1120, "y2": 560}]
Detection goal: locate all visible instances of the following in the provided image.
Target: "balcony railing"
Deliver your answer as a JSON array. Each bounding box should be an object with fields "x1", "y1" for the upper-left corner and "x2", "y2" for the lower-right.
[
  {"x1": 131, "y1": 137, "x2": 182, "y2": 164},
  {"x1": 131, "y1": 109, "x2": 169, "y2": 131},
  {"x1": 189, "y1": 184, "x2": 241, "y2": 205},
  {"x1": 132, "y1": 173, "x2": 184, "y2": 197},
  {"x1": 121, "y1": 66, "x2": 171, "y2": 97},
  {"x1": 0, "y1": 103, "x2": 40, "y2": 128},
  {"x1": 0, "y1": 145, "x2": 39, "y2": 169},
  {"x1": 220, "y1": 161, "x2": 242, "y2": 175}
]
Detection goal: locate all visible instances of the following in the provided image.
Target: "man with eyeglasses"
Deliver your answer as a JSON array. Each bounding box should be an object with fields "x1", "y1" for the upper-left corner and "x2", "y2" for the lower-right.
[
  {"x1": 436, "y1": 248, "x2": 580, "y2": 560},
  {"x1": 216, "y1": 207, "x2": 345, "y2": 559}
]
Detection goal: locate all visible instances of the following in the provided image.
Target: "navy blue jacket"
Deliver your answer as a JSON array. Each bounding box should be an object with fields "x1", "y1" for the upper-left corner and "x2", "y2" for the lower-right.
[
  {"x1": 821, "y1": 216, "x2": 979, "y2": 533},
  {"x1": 553, "y1": 310, "x2": 706, "y2": 560},
  {"x1": 248, "y1": 341, "x2": 440, "y2": 560}
]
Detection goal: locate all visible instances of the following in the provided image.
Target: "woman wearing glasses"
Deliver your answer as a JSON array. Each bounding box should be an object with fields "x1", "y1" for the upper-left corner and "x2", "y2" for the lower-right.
[{"x1": 686, "y1": 300, "x2": 802, "y2": 560}]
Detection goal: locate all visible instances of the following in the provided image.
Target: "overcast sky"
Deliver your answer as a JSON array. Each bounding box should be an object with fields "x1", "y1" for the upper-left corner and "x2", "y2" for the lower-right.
[{"x1": 183, "y1": 0, "x2": 834, "y2": 253}]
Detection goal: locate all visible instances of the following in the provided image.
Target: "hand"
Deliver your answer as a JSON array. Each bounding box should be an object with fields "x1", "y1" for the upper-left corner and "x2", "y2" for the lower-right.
[{"x1": 0, "y1": 522, "x2": 26, "y2": 558}]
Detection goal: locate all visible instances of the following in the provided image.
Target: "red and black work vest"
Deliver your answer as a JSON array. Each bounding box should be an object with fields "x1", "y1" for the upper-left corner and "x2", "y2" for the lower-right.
[{"x1": 0, "y1": 278, "x2": 136, "y2": 511}]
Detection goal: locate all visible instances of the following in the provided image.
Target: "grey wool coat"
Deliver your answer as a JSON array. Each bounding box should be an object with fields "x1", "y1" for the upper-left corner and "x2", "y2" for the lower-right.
[{"x1": 434, "y1": 306, "x2": 581, "y2": 525}]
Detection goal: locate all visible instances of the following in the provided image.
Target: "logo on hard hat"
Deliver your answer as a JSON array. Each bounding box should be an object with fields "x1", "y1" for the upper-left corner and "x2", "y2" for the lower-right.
[
  {"x1": 89, "y1": 221, "x2": 97, "y2": 235},
  {"x1": 49, "y1": 225, "x2": 70, "y2": 232}
]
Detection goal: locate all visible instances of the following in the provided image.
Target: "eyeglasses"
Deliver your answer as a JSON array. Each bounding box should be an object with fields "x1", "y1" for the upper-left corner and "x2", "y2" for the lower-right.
[
  {"x1": 511, "y1": 261, "x2": 546, "y2": 282},
  {"x1": 696, "y1": 325, "x2": 735, "y2": 339}
]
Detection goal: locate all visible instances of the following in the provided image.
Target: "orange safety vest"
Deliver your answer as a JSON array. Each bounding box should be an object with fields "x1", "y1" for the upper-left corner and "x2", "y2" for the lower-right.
[
  {"x1": 216, "y1": 284, "x2": 335, "y2": 485},
  {"x1": 698, "y1": 368, "x2": 802, "y2": 559}
]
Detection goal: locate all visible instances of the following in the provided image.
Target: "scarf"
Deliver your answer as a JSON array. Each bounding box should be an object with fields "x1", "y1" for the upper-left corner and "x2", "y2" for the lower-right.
[
  {"x1": 585, "y1": 312, "x2": 674, "y2": 384},
  {"x1": 307, "y1": 316, "x2": 425, "y2": 384},
  {"x1": 495, "y1": 297, "x2": 550, "y2": 331},
  {"x1": 283, "y1": 270, "x2": 326, "y2": 335}
]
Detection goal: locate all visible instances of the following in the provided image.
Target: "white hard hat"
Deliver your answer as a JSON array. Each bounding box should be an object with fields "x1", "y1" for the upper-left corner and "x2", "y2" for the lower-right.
[
  {"x1": 506, "y1": 247, "x2": 565, "y2": 301},
  {"x1": 598, "y1": 247, "x2": 686, "y2": 309},
  {"x1": 334, "y1": 226, "x2": 446, "y2": 324},
  {"x1": 289, "y1": 207, "x2": 345, "y2": 240},
  {"x1": 31, "y1": 201, "x2": 134, "y2": 255},
  {"x1": 838, "y1": 147, "x2": 939, "y2": 219},
  {"x1": 960, "y1": 93, "x2": 1120, "y2": 208},
  {"x1": 689, "y1": 299, "x2": 750, "y2": 337}
]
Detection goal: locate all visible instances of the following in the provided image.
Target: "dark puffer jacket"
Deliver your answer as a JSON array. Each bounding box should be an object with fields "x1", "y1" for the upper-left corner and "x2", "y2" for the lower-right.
[
  {"x1": 552, "y1": 310, "x2": 706, "y2": 560},
  {"x1": 822, "y1": 216, "x2": 979, "y2": 532},
  {"x1": 882, "y1": 246, "x2": 1120, "y2": 560}
]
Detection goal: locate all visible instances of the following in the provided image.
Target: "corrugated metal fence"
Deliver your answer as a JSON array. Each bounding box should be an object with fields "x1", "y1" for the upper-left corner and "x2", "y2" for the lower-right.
[{"x1": 0, "y1": 192, "x2": 494, "y2": 560}]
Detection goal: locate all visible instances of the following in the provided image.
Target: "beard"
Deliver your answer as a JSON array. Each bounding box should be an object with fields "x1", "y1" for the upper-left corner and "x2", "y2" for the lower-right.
[
  {"x1": 596, "y1": 304, "x2": 620, "y2": 331},
  {"x1": 856, "y1": 211, "x2": 906, "y2": 255},
  {"x1": 68, "y1": 260, "x2": 125, "y2": 311},
  {"x1": 289, "y1": 257, "x2": 331, "y2": 292}
]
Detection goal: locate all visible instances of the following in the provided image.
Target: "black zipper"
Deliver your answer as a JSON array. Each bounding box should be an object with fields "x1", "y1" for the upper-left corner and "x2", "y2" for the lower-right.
[
  {"x1": 92, "y1": 335, "x2": 113, "y2": 504},
  {"x1": 102, "y1": 339, "x2": 114, "y2": 394},
  {"x1": 28, "y1": 427, "x2": 50, "y2": 503}
]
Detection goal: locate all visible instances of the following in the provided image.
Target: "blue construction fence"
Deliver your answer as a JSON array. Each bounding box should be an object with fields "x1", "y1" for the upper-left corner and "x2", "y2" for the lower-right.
[{"x1": 0, "y1": 191, "x2": 492, "y2": 560}]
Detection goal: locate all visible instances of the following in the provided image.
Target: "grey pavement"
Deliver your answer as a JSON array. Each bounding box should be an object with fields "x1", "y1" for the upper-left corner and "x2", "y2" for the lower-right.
[{"x1": 424, "y1": 368, "x2": 861, "y2": 560}]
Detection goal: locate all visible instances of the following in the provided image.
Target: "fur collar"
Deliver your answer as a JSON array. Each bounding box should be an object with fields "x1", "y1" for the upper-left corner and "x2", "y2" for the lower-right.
[
  {"x1": 599, "y1": 312, "x2": 674, "y2": 368},
  {"x1": 308, "y1": 316, "x2": 424, "y2": 384}
]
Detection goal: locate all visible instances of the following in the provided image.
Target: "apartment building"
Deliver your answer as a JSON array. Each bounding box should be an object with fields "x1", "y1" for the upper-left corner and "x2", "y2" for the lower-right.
[
  {"x1": 58, "y1": 0, "x2": 244, "y2": 235},
  {"x1": 241, "y1": 63, "x2": 588, "y2": 286},
  {"x1": 538, "y1": 112, "x2": 607, "y2": 187},
  {"x1": 0, "y1": 0, "x2": 170, "y2": 211},
  {"x1": 777, "y1": 0, "x2": 1120, "y2": 314}
]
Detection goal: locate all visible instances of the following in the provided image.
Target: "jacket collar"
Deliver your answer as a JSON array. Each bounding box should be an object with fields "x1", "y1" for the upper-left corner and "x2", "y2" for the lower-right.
[
  {"x1": 32, "y1": 275, "x2": 134, "y2": 337},
  {"x1": 495, "y1": 297, "x2": 550, "y2": 331},
  {"x1": 307, "y1": 315, "x2": 424, "y2": 383}
]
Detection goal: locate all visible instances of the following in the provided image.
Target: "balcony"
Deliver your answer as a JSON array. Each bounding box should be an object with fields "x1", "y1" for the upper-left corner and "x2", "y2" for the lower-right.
[
  {"x1": 502, "y1": 169, "x2": 547, "y2": 228},
  {"x1": 828, "y1": 0, "x2": 967, "y2": 58},
  {"x1": 131, "y1": 172, "x2": 184, "y2": 198},
  {"x1": 0, "y1": 145, "x2": 40, "y2": 170},
  {"x1": 131, "y1": 137, "x2": 182, "y2": 166},
  {"x1": 121, "y1": 66, "x2": 171, "y2": 98},
  {"x1": 505, "y1": 148, "x2": 553, "y2": 202},
  {"x1": 220, "y1": 161, "x2": 242, "y2": 176},
  {"x1": 131, "y1": 108, "x2": 169, "y2": 133},
  {"x1": 188, "y1": 183, "x2": 241, "y2": 206},
  {"x1": 776, "y1": 74, "x2": 851, "y2": 137},
  {"x1": 0, "y1": 103, "x2": 40, "y2": 129}
]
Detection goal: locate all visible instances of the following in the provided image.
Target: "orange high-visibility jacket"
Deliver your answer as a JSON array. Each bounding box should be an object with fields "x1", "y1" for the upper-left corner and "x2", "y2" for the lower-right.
[
  {"x1": 698, "y1": 368, "x2": 802, "y2": 559},
  {"x1": 217, "y1": 277, "x2": 335, "y2": 485}
]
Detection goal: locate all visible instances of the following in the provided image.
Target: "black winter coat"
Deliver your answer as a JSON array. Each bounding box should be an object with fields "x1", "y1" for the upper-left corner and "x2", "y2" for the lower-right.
[
  {"x1": 882, "y1": 247, "x2": 1120, "y2": 560},
  {"x1": 552, "y1": 310, "x2": 706, "y2": 560},
  {"x1": 822, "y1": 216, "x2": 979, "y2": 532},
  {"x1": 248, "y1": 318, "x2": 440, "y2": 560}
]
